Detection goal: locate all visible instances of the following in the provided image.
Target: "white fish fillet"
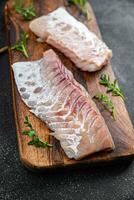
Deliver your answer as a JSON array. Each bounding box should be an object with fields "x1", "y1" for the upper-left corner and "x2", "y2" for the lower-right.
[
  {"x1": 29, "y1": 7, "x2": 112, "y2": 72},
  {"x1": 12, "y1": 50, "x2": 114, "y2": 160}
]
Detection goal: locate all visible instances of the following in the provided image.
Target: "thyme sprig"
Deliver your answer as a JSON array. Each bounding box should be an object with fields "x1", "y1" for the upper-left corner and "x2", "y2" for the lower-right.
[
  {"x1": 94, "y1": 93, "x2": 116, "y2": 120},
  {"x1": 99, "y1": 74, "x2": 125, "y2": 100},
  {"x1": 22, "y1": 116, "x2": 53, "y2": 148},
  {"x1": 11, "y1": 32, "x2": 29, "y2": 58},
  {"x1": 68, "y1": 0, "x2": 91, "y2": 21},
  {"x1": 15, "y1": 0, "x2": 36, "y2": 21}
]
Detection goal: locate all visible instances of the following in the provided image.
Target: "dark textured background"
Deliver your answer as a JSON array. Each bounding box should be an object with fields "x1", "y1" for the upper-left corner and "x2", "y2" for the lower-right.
[{"x1": 0, "y1": 0, "x2": 134, "y2": 199}]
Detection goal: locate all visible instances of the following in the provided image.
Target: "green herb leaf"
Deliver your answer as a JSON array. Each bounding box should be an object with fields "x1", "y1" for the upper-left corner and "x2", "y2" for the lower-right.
[
  {"x1": 15, "y1": 0, "x2": 36, "y2": 21},
  {"x1": 94, "y1": 93, "x2": 116, "y2": 120},
  {"x1": 28, "y1": 137, "x2": 53, "y2": 148},
  {"x1": 22, "y1": 130, "x2": 36, "y2": 137},
  {"x1": 99, "y1": 74, "x2": 126, "y2": 100},
  {"x1": 24, "y1": 116, "x2": 33, "y2": 129},
  {"x1": 11, "y1": 32, "x2": 29, "y2": 58},
  {"x1": 68, "y1": 0, "x2": 86, "y2": 7},
  {"x1": 22, "y1": 116, "x2": 53, "y2": 148}
]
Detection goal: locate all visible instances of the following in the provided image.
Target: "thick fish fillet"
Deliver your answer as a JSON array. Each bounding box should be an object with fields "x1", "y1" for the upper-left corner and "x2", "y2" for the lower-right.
[
  {"x1": 12, "y1": 50, "x2": 114, "y2": 160},
  {"x1": 29, "y1": 7, "x2": 112, "y2": 72}
]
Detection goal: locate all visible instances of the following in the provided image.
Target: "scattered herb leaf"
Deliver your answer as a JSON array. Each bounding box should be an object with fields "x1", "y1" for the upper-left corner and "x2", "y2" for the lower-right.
[
  {"x1": 11, "y1": 32, "x2": 29, "y2": 58},
  {"x1": 22, "y1": 116, "x2": 52, "y2": 148},
  {"x1": 68, "y1": 0, "x2": 91, "y2": 21},
  {"x1": 24, "y1": 115, "x2": 33, "y2": 129},
  {"x1": 15, "y1": 0, "x2": 36, "y2": 21},
  {"x1": 22, "y1": 130, "x2": 36, "y2": 137},
  {"x1": 99, "y1": 74, "x2": 125, "y2": 100},
  {"x1": 68, "y1": 0, "x2": 87, "y2": 7},
  {"x1": 94, "y1": 93, "x2": 116, "y2": 120},
  {"x1": 28, "y1": 137, "x2": 53, "y2": 148}
]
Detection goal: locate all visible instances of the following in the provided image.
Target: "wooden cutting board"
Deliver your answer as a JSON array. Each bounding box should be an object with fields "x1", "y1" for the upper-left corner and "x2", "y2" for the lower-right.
[{"x1": 5, "y1": 0, "x2": 134, "y2": 170}]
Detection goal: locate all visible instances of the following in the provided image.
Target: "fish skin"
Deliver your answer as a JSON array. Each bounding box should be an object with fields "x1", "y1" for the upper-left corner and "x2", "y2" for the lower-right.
[
  {"x1": 29, "y1": 7, "x2": 112, "y2": 72},
  {"x1": 12, "y1": 49, "x2": 114, "y2": 160}
]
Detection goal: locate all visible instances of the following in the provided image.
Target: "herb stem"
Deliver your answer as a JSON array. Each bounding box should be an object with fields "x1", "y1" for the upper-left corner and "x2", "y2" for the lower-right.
[
  {"x1": 112, "y1": 109, "x2": 116, "y2": 121},
  {"x1": 0, "y1": 46, "x2": 8, "y2": 54},
  {"x1": 11, "y1": 32, "x2": 29, "y2": 58},
  {"x1": 22, "y1": 44, "x2": 28, "y2": 58},
  {"x1": 68, "y1": 0, "x2": 91, "y2": 21},
  {"x1": 94, "y1": 93, "x2": 116, "y2": 120},
  {"x1": 80, "y1": 3, "x2": 91, "y2": 21}
]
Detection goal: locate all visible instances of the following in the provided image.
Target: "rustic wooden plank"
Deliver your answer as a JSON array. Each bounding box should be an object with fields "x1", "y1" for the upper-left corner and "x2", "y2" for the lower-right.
[{"x1": 4, "y1": 0, "x2": 134, "y2": 170}]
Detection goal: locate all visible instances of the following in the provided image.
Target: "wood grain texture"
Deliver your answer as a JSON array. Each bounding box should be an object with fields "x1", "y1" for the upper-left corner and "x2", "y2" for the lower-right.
[{"x1": 4, "y1": 0, "x2": 134, "y2": 170}]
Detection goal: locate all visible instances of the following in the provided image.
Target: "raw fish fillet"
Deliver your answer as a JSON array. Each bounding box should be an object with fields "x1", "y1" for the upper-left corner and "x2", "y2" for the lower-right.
[
  {"x1": 12, "y1": 50, "x2": 114, "y2": 160},
  {"x1": 29, "y1": 7, "x2": 112, "y2": 72}
]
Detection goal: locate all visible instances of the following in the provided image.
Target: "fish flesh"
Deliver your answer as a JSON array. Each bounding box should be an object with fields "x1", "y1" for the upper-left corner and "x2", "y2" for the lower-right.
[
  {"x1": 12, "y1": 50, "x2": 114, "y2": 159},
  {"x1": 29, "y1": 7, "x2": 112, "y2": 72},
  {"x1": 12, "y1": 49, "x2": 114, "y2": 160}
]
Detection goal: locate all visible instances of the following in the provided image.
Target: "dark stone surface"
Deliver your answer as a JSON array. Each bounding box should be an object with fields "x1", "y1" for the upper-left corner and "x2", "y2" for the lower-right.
[{"x1": 0, "y1": 0, "x2": 134, "y2": 199}]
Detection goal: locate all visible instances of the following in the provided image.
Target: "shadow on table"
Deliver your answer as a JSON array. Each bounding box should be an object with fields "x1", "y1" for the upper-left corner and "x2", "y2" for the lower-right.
[{"x1": 22, "y1": 157, "x2": 133, "y2": 177}]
